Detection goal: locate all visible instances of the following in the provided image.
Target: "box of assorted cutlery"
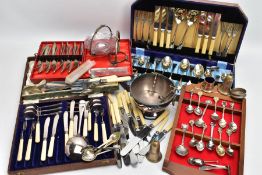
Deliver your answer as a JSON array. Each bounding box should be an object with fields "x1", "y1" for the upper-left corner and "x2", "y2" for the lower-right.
[
  {"x1": 130, "y1": 0, "x2": 247, "y2": 94},
  {"x1": 8, "y1": 58, "x2": 120, "y2": 175},
  {"x1": 30, "y1": 39, "x2": 132, "y2": 83},
  {"x1": 162, "y1": 83, "x2": 246, "y2": 175}
]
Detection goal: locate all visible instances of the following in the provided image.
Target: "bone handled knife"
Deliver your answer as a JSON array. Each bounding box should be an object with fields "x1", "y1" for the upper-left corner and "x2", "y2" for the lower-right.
[
  {"x1": 63, "y1": 111, "x2": 69, "y2": 147},
  {"x1": 208, "y1": 13, "x2": 221, "y2": 56},
  {"x1": 130, "y1": 97, "x2": 140, "y2": 131},
  {"x1": 41, "y1": 117, "x2": 50, "y2": 161},
  {"x1": 153, "y1": 6, "x2": 161, "y2": 46},
  {"x1": 35, "y1": 110, "x2": 41, "y2": 143},
  {"x1": 109, "y1": 101, "x2": 117, "y2": 127},
  {"x1": 156, "y1": 118, "x2": 174, "y2": 142},
  {"x1": 48, "y1": 114, "x2": 59, "y2": 158},
  {"x1": 100, "y1": 76, "x2": 131, "y2": 83},
  {"x1": 69, "y1": 100, "x2": 75, "y2": 138},
  {"x1": 166, "y1": 8, "x2": 175, "y2": 48},
  {"x1": 108, "y1": 94, "x2": 121, "y2": 124},
  {"x1": 202, "y1": 12, "x2": 214, "y2": 54},
  {"x1": 159, "y1": 7, "x2": 167, "y2": 47},
  {"x1": 120, "y1": 110, "x2": 169, "y2": 156},
  {"x1": 25, "y1": 122, "x2": 35, "y2": 161},
  {"x1": 195, "y1": 11, "x2": 207, "y2": 53},
  {"x1": 83, "y1": 105, "x2": 89, "y2": 137}
]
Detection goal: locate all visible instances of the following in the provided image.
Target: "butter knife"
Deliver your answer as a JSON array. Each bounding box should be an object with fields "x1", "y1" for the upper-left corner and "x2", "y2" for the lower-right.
[
  {"x1": 41, "y1": 117, "x2": 50, "y2": 161},
  {"x1": 48, "y1": 114, "x2": 59, "y2": 158},
  {"x1": 153, "y1": 6, "x2": 161, "y2": 46},
  {"x1": 208, "y1": 13, "x2": 221, "y2": 56},
  {"x1": 165, "y1": 8, "x2": 175, "y2": 48},
  {"x1": 159, "y1": 7, "x2": 167, "y2": 48},
  {"x1": 69, "y1": 100, "x2": 75, "y2": 138},
  {"x1": 63, "y1": 111, "x2": 69, "y2": 147},
  {"x1": 202, "y1": 12, "x2": 214, "y2": 54},
  {"x1": 195, "y1": 11, "x2": 207, "y2": 53}
]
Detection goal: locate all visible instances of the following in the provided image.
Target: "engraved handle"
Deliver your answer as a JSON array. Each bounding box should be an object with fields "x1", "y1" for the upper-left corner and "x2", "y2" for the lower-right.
[
  {"x1": 102, "y1": 122, "x2": 107, "y2": 143},
  {"x1": 153, "y1": 28, "x2": 158, "y2": 46},
  {"x1": 208, "y1": 39, "x2": 216, "y2": 55},
  {"x1": 25, "y1": 138, "x2": 32, "y2": 161},
  {"x1": 152, "y1": 110, "x2": 169, "y2": 127},
  {"x1": 195, "y1": 35, "x2": 202, "y2": 53},
  {"x1": 94, "y1": 122, "x2": 98, "y2": 142},
  {"x1": 35, "y1": 122, "x2": 40, "y2": 143},
  {"x1": 83, "y1": 118, "x2": 88, "y2": 137},
  {"x1": 17, "y1": 138, "x2": 24, "y2": 161},
  {"x1": 68, "y1": 119, "x2": 74, "y2": 138},
  {"x1": 159, "y1": 30, "x2": 165, "y2": 47},
  {"x1": 165, "y1": 31, "x2": 171, "y2": 48},
  {"x1": 64, "y1": 132, "x2": 69, "y2": 147},
  {"x1": 41, "y1": 139, "x2": 47, "y2": 161},
  {"x1": 47, "y1": 136, "x2": 55, "y2": 158},
  {"x1": 201, "y1": 37, "x2": 209, "y2": 54}
]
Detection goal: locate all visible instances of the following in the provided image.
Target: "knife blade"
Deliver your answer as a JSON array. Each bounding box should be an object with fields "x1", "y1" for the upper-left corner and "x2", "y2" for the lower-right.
[
  {"x1": 41, "y1": 117, "x2": 50, "y2": 161},
  {"x1": 195, "y1": 11, "x2": 207, "y2": 53},
  {"x1": 48, "y1": 114, "x2": 59, "y2": 158},
  {"x1": 78, "y1": 100, "x2": 86, "y2": 135},
  {"x1": 69, "y1": 100, "x2": 75, "y2": 138},
  {"x1": 202, "y1": 12, "x2": 214, "y2": 54},
  {"x1": 120, "y1": 110, "x2": 169, "y2": 156},
  {"x1": 152, "y1": 6, "x2": 161, "y2": 46},
  {"x1": 63, "y1": 111, "x2": 69, "y2": 146},
  {"x1": 159, "y1": 7, "x2": 167, "y2": 47},
  {"x1": 208, "y1": 13, "x2": 221, "y2": 56},
  {"x1": 165, "y1": 8, "x2": 175, "y2": 48}
]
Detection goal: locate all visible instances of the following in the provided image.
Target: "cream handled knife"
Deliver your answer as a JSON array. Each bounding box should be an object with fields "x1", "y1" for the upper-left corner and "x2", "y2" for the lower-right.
[
  {"x1": 202, "y1": 12, "x2": 214, "y2": 54},
  {"x1": 48, "y1": 114, "x2": 59, "y2": 158},
  {"x1": 78, "y1": 100, "x2": 86, "y2": 135},
  {"x1": 159, "y1": 7, "x2": 167, "y2": 47},
  {"x1": 208, "y1": 13, "x2": 221, "y2": 56},
  {"x1": 73, "y1": 115, "x2": 78, "y2": 136},
  {"x1": 153, "y1": 6, "x2": 161, "y2": 46},
  {"x1": 195, "y1": 11, "x2": 207, "y2": 53},
  {"x1": 41, "y1": 117, "x2": 50, "y2": 161},
  {"x1": 69, "y1": 100, "x2": 75, "y2": 138},
  {"x1": 35, "y1": 111, "x2": 41, "y2": 143},
  {"x1": 25, "y1": 122, "x2": 36, "y2": 161},
  {"x1": 63, "y1": 111, "x2": 69, "y2": 147},
  {"x1": 166, "y1": 8, "x2": 175, "y2": 48},
  {"x1": 83, "y1": 104, "x2": 89, "y2": 137}
]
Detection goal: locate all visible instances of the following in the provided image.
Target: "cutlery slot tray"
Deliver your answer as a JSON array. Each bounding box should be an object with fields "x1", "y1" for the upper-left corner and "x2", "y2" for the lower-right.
[
  {"x1": 30, "y1": 39, "x2": 133, "y2": 83},
  {"x1": 8, "y1": 91, "x2": 117, "y2": 175},
  {"x1": 163, "y1": 83, "x2": 246, "y2": 175}
]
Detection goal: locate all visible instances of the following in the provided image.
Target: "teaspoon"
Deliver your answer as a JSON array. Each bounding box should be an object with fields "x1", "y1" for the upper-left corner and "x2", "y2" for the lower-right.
[
  {"x1": 226, "y1": 128, "x2": 234, "y2": 156},
  {"x1": 211, "y1": 97, "x2": 220, "y2": 121},
  {"x1": 186, "y1": 90, "x2": 194, "y2": 114},
  {"x1": 194, "y1": 91, "x2": 203, "y2": 116},
  {"x1": 219, "y1": 101, "x2": 227, "y2": 128},
  {"x1": 189, "y1": 120, "x2": 197, "y2": 147},
  {"x1": 206, "y1": 122, "x2": 216, "y2": 151},
  {"x1": 196, "y1": 124, "x2": 207, "y2": 152},
  {"x1": 229, "y1": 103, "x2": 237, "y2": 132},
  {"x1": 175, "y1": 124, "x2": 189, "y2": 156},
  {"x1": 188, "y1": 157, "x2": 218, "y2": 166},
  {"x1": 195, "y1": 100, "x2": 212, "y2": 127},
  {"x1": 216, "y1": 127, "x2": 225, "y2": 157}
]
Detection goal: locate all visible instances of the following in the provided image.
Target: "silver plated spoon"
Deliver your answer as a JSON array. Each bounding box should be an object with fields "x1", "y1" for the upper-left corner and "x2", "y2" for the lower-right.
[
  {"x1": 219, "y1": 101, "x2": 227, "y2": 128},
  {"x1": 189, "y1": 120, "x2": 197, "y2": 147},
  {"x1": 186, "y1": 90, "x2": 194, "y2": 114},
  {"x1": 194, "y1": 91, "x2": 203, "y2": 116},
  {"x1": 196, "y1": 124, "x2": 207, "y2": 152},
  {"x1": 211, "y1": 97, "x2": 220, "y2": 121},
  {"x1": 176, "y1": 124, "x2": 189, "y2": 156},
  {"x1": 195, "y1": 100, "x2": 212, "y2": 127},
  {"x1": 216, "y1": 127, "x2": 225, "y2": 157},
  {"x1": 226, "y1": 128, "x2": 234, "y2": 156},
  {"x1": 206, "y1": 122, "x2": 216, "y2": 151},
  {"x1": 229, "y1": 103, "x2": 237, "y2": 132}
]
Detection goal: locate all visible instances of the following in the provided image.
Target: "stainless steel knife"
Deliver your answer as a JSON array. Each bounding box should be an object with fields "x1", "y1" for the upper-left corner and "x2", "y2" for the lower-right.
[
  {"x1": 208, "y1": 13, "x2": 221, "y2": 56},
  {"x1": 63, "y1": 111, "x2": 69, "y2": 147},
  {"x1": 195, "y1": 11, "x2": 207, "y2": 53},
  {"x1": 48, "y1": 114, "x2": 59, "y2": 158},
  {"x1": 152, "y1": 6, "x2": 161, "y2": 46},
  {"x1": 41, "y1": 117, "x2": 50, "y2": 161},
  {"x1": 159, "y1": 7, "x2": 167, "y2": 47},
  {"x1": 165, "y1": 8, "x2": 175, "y2": 48},
  {"x1": 69, "y1": 100, "x2": 75, "y2": 138},
  {"x1": 120, "y1": 110, "x2": 169, "y2": 156}
]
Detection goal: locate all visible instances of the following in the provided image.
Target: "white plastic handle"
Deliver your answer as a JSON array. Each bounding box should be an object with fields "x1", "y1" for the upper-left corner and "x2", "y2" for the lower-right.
[
  {"x1": 17, "y1": 138, "x2": 24, "y2": 161},
  {"x1": 47, "y1": 136, "x2": 55, "y2": 158},
  {"x1": 83, "y1": 118, "x2": 88, "y2": 137},
  {"x1": 25, "y1": 138, "x2": 32, "y2": 161},
  {"x1": 64, "y1": 133, "x2": 69, "y2": 147},
  {"x1": 94, "y1": 123, "x2": 98, "y2": 142},
  {"x1": 69, "y1": 100, "x2": 75, "y2": 120},
  {"x1": 102, "y1": 123, "x2": 107, "y2": 143},
  {"x1": 87, "y1": 112, "x2": 92, "y2": 131},
  {"x1": 41, "y1": 139, "x2": 47, "y2": 161},
  {"x1": 69, "y1": 119, "x2": 74, "y2": 138},
  {"x1": 35, "y1": 122, "x2": 40, "y2": 143}
]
